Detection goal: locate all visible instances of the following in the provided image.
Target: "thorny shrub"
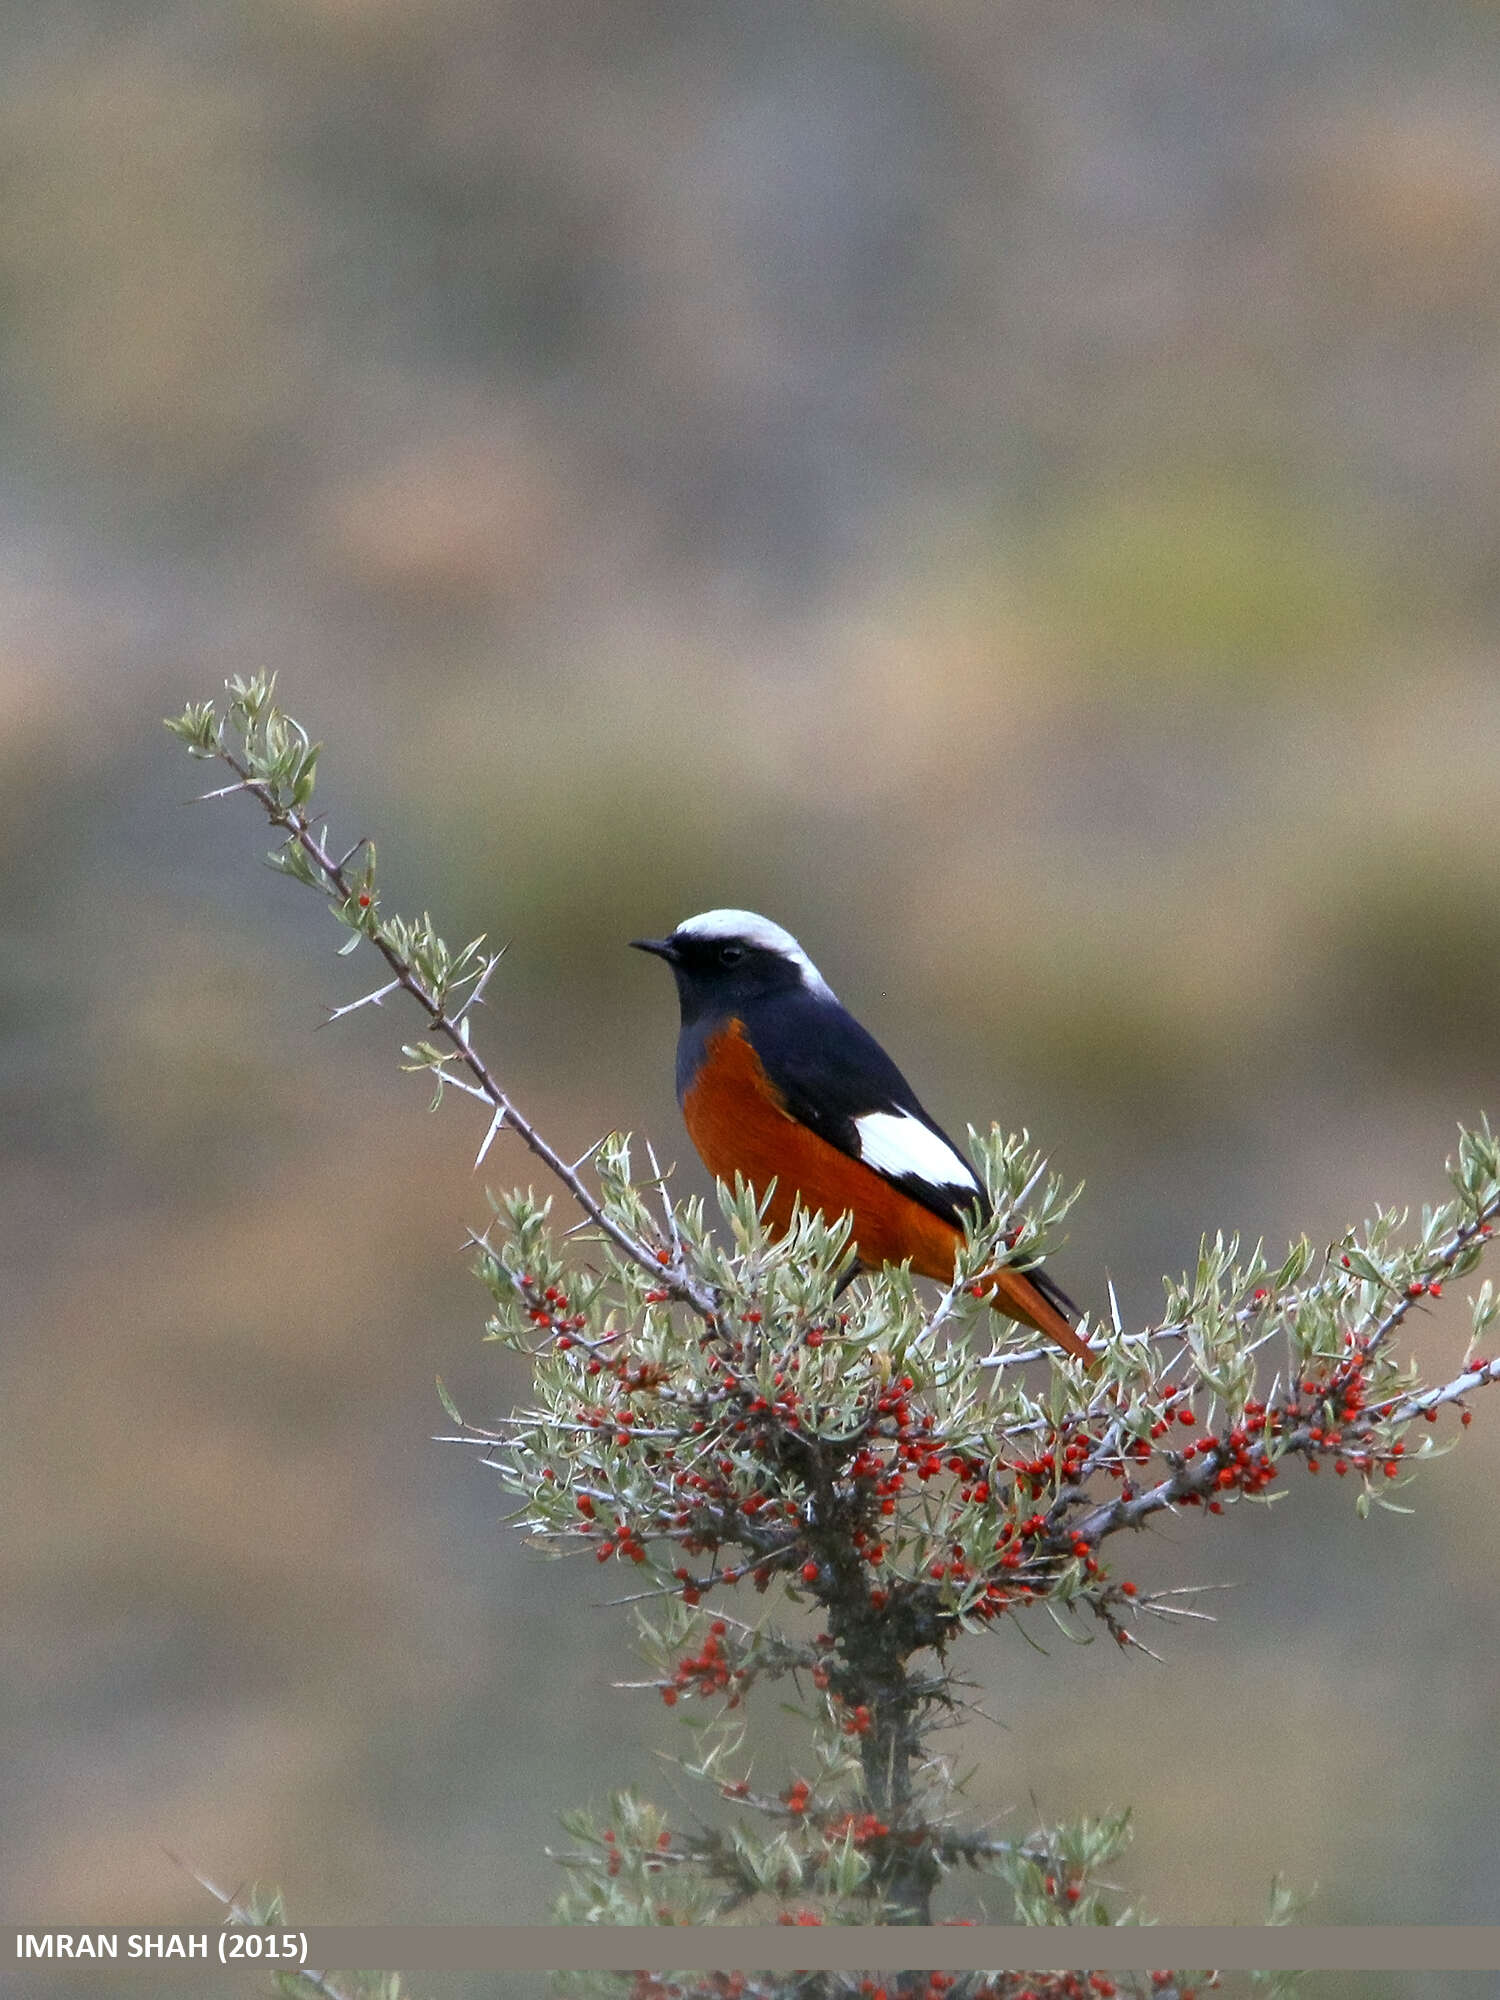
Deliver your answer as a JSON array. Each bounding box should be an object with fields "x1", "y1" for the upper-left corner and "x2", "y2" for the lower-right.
[{"x1": 170, "y1": 679, "x2": 1500, "y2": 1997}]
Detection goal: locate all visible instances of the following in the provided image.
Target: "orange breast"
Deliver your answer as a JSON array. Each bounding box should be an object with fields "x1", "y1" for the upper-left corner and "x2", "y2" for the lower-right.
[{"x1": 681, "y1": 1018, "x2": 964, "y2": 1281}]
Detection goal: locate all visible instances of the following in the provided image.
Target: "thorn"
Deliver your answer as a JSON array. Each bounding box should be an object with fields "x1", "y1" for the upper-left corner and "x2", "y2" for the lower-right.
[
  {"x1": 1122, "y1": 1630, "x2": 1166, "y2": 1663},
  {"x1": 434, "y1": 1072, "x2": 489, "y2": 1104},
  {"x1": 1147, "y1": 1581, "x2": 1237, "y2": 1596},
  {"x1": 1011, "y1": 1154, "x2": 1050, "y2": 1214},
  {"x1": 475, "y1": 1105, "x2": 507, "y2": 1169},
  {"x1": 646, "y1": 1138, "x2": 685, "y2": 1249},
  {"x1": 568, "y1": 1135, "x2": 609, "y2": 1176},
  {"x1": 321, "y1": 978, "x2": 401, "y2": 1025},
  {"x1": 454, "y1": 948, "x2": 504, "y2": 1020},
  {"x1": 164, "y1": 1847, "x2": 241, "y2": 1916},
  {"x1": 977, "y1": 1340, "x2": 1052, "y2": 1369}
]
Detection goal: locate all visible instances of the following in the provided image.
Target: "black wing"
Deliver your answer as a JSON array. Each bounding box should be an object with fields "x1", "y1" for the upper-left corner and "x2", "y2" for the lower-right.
[{"x1": 747, "y1": 987, "x2": 990, "y2": 1233}]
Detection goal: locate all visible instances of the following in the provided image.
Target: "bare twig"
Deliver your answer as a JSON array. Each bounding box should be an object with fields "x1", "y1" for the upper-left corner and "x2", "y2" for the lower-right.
[
  {"x1": 163, "y1": 1852, "x2": 362, "y2": 2000},
  {"x1": 199, "y1": 739, "x2": 719, "y2": 1321}
]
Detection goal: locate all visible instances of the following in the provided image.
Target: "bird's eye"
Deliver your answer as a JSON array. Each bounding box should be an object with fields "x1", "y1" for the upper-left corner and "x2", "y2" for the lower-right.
[{"x1": 719, "y1": 943, "x2": 745, "y2": 966}]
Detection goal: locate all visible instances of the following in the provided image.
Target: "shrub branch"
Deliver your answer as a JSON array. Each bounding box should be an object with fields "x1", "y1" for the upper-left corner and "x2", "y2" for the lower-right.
[
  {"x1": 170, "y1": 678, "x2": 717, "y2": 1318},
  {"x1": 167, "y1": 678, "x2": 1500, "y2": 1983}
]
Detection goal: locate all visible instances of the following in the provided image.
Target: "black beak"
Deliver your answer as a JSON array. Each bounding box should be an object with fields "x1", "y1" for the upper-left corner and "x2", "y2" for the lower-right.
[{"x1": 630, "y1": 936, "x2": 680, "y2": 963}]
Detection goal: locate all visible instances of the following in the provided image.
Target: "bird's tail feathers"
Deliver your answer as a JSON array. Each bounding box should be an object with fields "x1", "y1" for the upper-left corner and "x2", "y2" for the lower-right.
[{"x1": 987, "y1": 1262, "x2": 1095, "y2": 1367}]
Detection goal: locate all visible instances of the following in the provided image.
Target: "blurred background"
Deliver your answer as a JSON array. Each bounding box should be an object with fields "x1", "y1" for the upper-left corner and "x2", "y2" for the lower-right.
[{"x1": 4, "y1": 1, "x2": 1500, "y2": 1994}]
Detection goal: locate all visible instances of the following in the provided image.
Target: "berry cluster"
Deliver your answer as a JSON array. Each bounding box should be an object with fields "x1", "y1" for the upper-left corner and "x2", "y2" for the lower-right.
[
  {"x1": 661, "y1": 1621, "x2": 741, "y2": 1707},
  {"x1": 532, "y1": 1250, "x2": 1500, "y2": 1711}
]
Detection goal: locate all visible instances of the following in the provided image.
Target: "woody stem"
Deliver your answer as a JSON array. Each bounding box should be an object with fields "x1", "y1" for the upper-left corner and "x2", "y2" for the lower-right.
[{"x1": 857, "y1": 1669, "x2": 939, "y2": 1925}]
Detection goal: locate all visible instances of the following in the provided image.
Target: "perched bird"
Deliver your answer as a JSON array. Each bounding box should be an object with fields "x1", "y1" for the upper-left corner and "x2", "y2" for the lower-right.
[{"x1": 632, "y1": 909, "x2": 1091, "y2": 1363}]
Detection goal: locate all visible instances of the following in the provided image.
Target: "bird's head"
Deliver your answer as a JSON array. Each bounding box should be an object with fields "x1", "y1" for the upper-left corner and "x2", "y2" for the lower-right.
[{"x1": 631, "y1": 909, "x2": 836, "y2": 1025}]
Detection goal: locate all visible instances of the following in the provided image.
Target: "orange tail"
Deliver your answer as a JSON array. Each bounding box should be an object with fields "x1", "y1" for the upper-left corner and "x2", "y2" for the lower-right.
[{"x1": 987, "y1": 1264, "x2": 1095, "y2": 1367}]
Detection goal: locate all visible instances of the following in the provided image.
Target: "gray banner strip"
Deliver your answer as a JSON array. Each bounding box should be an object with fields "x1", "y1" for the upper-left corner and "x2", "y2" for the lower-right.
[
  {"x1": 293, "y1": 1927, "x2": 1500, "y2": 1972},
  {"x1": 11, "y1": 1928, "x2": 1500, "y2": 1975}
]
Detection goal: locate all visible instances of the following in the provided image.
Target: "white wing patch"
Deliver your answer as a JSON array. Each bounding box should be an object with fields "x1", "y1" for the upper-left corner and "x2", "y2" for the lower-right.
[
  {"x1": 853, "y1": 1109, "x2": 979, "y2": 1197},
  {"x1": 674, "y1": 908, "x2": 836, "y2": 1000}
]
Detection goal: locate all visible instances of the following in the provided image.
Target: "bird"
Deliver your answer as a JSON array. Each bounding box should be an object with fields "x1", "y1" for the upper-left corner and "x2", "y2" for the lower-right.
[{"x1": 631, "y1": 909, "x2": 1092, "y2": 1363}]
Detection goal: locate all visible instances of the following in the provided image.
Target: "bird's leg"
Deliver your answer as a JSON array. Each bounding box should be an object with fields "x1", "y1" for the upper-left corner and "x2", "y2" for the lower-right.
[{"x1": 831, "y1": 1257, "x2": 864, "y2": 1302}]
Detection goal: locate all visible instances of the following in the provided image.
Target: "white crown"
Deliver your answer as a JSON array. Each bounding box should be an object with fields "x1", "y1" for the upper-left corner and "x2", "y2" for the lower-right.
[{"x1": 673, "y1": 909, "x2": 836, "y2": 1000}]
